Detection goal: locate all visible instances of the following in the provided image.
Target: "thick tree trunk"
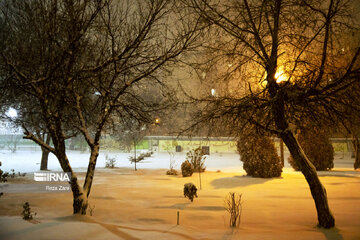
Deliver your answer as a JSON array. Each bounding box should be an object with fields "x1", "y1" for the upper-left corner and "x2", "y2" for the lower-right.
[
  {"x1": 348, "y1": 140, "x2": 355, "y2": 158},
  {"x1": 54, "y1": 143, "x2": 88, "y2": 214},
  {"x1": 281, "y1": 129, "x2": 335, "y2": 228},
  {"x1": 61, "y1": 156, "x2": 88, "y2": 214},
  {"x1": 72, "y1": 180, "x2": 88, "y2": 214},
  {"x1": 40, "y1": 134, "x2": 51, "y2": 170},
  {"x1": 352, "y1": 137, "x2": 360, "y2": 169},
  {"x1": 40, "y1": 148, "x2": 50, "y2": 170},
  {"x1": 280, "y1": 138, "x2": 284, "y2": 167},
  {"x1": 73, "y1": 143, "x2": 102, "y2": 214},
  {"x1": 83, "y1": 144, "x2": 100, "y2": 198},
  {"x1": 66, "y1": 160, "x2": 88, "y2": 214}
]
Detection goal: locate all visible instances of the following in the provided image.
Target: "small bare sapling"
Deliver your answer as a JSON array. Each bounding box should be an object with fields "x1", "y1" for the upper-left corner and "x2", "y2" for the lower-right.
[
  {"x1": 224, "y1": 192, "x2": 243, "y2": 228},
  {"x1": 166, "y1": 157, "x2": 178, "y2": 175}
]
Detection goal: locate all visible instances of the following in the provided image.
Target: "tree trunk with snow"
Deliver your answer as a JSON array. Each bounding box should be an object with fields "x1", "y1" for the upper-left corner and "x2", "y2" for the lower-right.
[
  {"x1": 71, "y1": 176, "x2": 88, "y2": 214},
  {"x1": 271, "y1": 87, "x2": 335, "y2": 229},
  {"x1": 63, "y1": 139, "x2": 101, "y2": 214},
  {"x1": 281, "y1": 130, "x2": 335, "y2": 228},
  {"x1": 40, "y1": 134, "x2": 51, "y2": 171},
  {"x1": 40, "y1": 148, "x2": 50, "y2": 171},
  {"x1": 56, "y1": 147, "x2": 89, "y2": 214},
  {"x1": 352, "y1": 137, "x2": 360, "y2": 169},
  {"x1": 280, "y1": 139, "x2": 284, "y2": 167},
  {"x1": 83, "y1": 144, "x2": 100, "y2": 198}
]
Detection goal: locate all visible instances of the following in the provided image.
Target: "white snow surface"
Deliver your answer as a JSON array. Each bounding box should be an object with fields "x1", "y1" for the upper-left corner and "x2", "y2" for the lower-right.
[
  {"x1": 0, "y1": 149, "x2": 352, "y2": 173},
  {"x1": 0, "y1": 150, "x2": 245, "y2": 173},
  {"x1": 0, "y1": 150, "x2": 359, "y2": 240}
]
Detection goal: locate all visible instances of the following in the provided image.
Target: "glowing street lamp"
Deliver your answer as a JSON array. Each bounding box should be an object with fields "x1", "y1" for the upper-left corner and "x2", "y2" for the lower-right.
[
  {"x1": 6, "y1": 107, "x2": 17, "y2": 118},
  {"x1": 275, "y1": 69, "x2": 287, "y2": 84},
  {"x1": 154, "y1": 117, "x2": 160, "y2": 126}
]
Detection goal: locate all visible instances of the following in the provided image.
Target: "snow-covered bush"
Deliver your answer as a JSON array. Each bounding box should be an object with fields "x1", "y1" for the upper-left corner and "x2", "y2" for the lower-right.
[
  {"x1": 1, "y1": 163, "x2": 25, "y2": 182},
  {"x1": 143, "y1": 151, "x2": 153, "y2": 157},
  {"x1": 237, "y1": 126, "x2": 282, "y2": 178},
  {"x1": 181, "y1": 160, "x2": 193, "y2": 177},
  {"x1": 186, "y1": 147, "x2": 206, "y2": 172},
  {"x1": 183, "y1": 183, "x2": 198, "y2": 202},
  {"x1": 0, "y1": 167, "x2": 15, "y2": 182},
  {"x1": 128, "y1": 154, "x2": 145, "y2": 163},
  {"x1": 288, "y1": 128, "x2": 334, "y2": 171},
  {"x1": 166, "y1": 169, "x2": 178, "y2": 175},
  {"x1": 105, "y1": 155, "x2": 116, "y2": 168},
  {"x1": 22, "y1": 202, "x2": 35, "y2": 220}
]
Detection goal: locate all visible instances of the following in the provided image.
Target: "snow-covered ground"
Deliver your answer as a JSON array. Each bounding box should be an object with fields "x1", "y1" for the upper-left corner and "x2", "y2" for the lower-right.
[
  {"x1": 0, "y1": 149, "x2": 245, "y2": 173},
  {"x1": 0, "y1": 149, "x2": 353, "y2": 173},
  {"x1": 0, "y1": 166, "x2": 359, "y2": 240},
  {"x1": 1, "y1": 149, "x2": 359, "y2": 240}
]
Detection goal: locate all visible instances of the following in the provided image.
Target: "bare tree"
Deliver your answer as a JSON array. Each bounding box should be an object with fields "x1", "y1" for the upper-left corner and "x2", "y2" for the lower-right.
[
  {"x1": 184, "y1": 0, "x2": 360, "y2": 228},
  {"x1": 115, "y1": 120, "x2": 149, "y2": 171},
  {"x1": 0, "y1": 0, "x2": 200, "y2": 214}
]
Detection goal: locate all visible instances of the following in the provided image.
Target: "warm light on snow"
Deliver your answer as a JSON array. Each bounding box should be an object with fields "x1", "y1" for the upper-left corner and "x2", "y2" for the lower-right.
[
  {"x1": 0, "y1": 150, "x2": 359, "y2": 239},
  {"x1": 6, "y1": 107, "x2": 17, "y2": 118}
]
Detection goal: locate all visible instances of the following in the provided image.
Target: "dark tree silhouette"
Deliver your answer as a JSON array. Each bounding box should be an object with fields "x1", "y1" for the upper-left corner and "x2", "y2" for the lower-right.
[
  {"x1": 0, "y1": 0, "x2": 200, "y2": 214},
  {"x1": 184, "y1": 0, "x2": 360, "y2": 228}
]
